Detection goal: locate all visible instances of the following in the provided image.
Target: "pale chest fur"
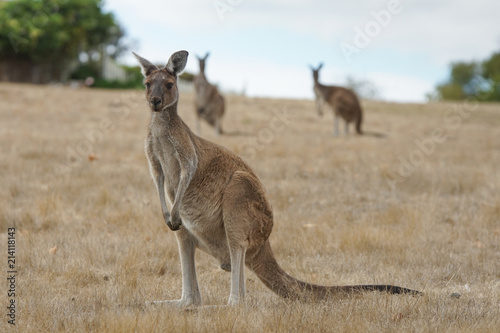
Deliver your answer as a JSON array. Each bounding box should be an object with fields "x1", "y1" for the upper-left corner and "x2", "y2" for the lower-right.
[
  {"x1": 146, "y1": 121, "x2": 221, "y2": 230},
  {"x1": 146, "y1": 127, "x2": 181, "y2": 205},
  {"x1": 194, "y1": 75, "x2": 214, "y2": 105},
  {"x1": 313, "y1": 84, "x2": 325, "y2": 101}
]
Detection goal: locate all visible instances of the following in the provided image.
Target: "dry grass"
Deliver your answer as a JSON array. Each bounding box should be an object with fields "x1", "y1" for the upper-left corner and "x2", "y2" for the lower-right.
[{"x1": 0, "y1": 82, "x2": 499, "y2": 332}]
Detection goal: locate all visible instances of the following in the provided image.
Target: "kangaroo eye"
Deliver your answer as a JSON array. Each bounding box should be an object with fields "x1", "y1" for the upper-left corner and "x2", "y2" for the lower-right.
[
  {"x1": 145, "y1": 82, "x2": 150, "y2": 89},
  {"x1": 166, "y1": 82, "x2": 173, "y2": 89}
]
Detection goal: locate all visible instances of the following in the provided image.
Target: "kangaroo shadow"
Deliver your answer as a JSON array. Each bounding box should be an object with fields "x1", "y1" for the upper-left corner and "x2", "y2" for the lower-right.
[
  {"x1": 222, "y1": 130, "x2": 252, "y2": 137},
  {"x1": 362, "y1": 131, "x2": 388, "y2": 139}
]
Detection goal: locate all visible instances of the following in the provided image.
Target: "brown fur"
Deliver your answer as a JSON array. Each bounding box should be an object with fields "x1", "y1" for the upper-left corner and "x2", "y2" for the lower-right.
[
  {"x1": 193, "y1": 52, "x2": 225, "y2": 135},
  {"x1": 311, "y1": 63, "x2": 363, "y2": 135},
  {"x1": 133, "y1": 51, "x2": 420, "y2": 307}
]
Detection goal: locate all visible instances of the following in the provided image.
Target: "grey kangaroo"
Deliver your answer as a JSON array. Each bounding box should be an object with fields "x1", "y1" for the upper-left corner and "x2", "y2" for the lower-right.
[
  {"x1": 193, "y1": 52, "x2": 225, "y2": 135},
  {"x1": 311, "y1": 63, "x2": 363, "y2": 135},
  {"x1": 133, "y1": 50, "x2": 420, "y2": 307}
]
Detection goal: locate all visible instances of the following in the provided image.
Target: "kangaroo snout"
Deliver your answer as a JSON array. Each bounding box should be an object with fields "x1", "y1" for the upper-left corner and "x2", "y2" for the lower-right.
[{"x1": 150, "y1": 97, "x2": 162, "y2": 109}]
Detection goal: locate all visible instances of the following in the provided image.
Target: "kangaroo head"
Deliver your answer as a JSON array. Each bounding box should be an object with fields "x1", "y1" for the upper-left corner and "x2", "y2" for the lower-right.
[
  {"x1": 196, "y1": 52, "x2": 210, "y2": 74},
  {"x1": 133, "y1": 51, "x2": 189, "y2": 112},
  {"x1": 310, "y1": 63, "x2": 323, "y2": 83}
]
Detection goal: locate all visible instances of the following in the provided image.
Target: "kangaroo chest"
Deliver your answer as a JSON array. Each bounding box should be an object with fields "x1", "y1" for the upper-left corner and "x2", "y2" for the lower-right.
[
  {"x1": 194, "y1": 77, "x2": 213, "y2": 104},
  {"x1": 147, "y1": 131, "x2": 181, "y2": 204},
  {"x1": 313, "y1": 85, "x2": 325, "y2": 101},
  {"x1": 147, "y1": 128, "x2": 214, "y2": 219}
]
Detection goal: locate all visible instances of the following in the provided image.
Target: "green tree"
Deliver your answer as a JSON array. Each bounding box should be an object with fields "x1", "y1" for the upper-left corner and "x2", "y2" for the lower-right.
[
  {"x1": 450, "y1": 62, "x2": 477, "y2": 86},
  {"x1": 0, "y1": 0, "x2": 125, "y2": 83},
  {"x1": 436, "y1": 61, "x2": 479, "y2": 100},
  {"x1": 482, "y1": 52, "x2": 500, "y2": 101},
  {"x1": 435, "y1": 52, "x2": 500, "y2": 102},
  {"x1": 436, "y1": 82, "x2": 466, "y2": 100}
]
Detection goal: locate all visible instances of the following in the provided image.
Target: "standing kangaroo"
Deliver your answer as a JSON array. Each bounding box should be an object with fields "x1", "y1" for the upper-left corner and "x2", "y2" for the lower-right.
[
  {"x1": 133, "y1": 51, "x2": 419, "y2": 307},
  {"x1": 311, "y1": 63, "x2": 363, "y2": 136},
  {"x1": 193, "y1": 52, "x2": 225, "y2": 135}
]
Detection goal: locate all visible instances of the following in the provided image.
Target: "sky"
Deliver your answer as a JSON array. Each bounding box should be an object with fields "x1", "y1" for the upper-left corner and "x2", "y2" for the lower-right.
[{"x1": 104, "y1": 0, "x2": 500, "y2": 103}]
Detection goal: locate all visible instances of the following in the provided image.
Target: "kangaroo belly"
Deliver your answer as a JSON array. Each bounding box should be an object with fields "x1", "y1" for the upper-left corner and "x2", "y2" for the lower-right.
[
  {"x1": 180, "y1": 213, "x2": 231, "y2": 269},
  {"x1": 179, "y1": 177, "x2": 230, "y2": 264}
]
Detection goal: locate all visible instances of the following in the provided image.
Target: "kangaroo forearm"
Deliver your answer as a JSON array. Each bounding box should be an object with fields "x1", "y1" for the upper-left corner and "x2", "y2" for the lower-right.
[
  {"x1": 170, "y1": 169, "x2": 195, "y2": 216},
  {"x1": 171, "y1": 142, "x2": 198, "y2": 215},
  {"x1": 155, "y1": 174, "x2": 170, "y2": 217}
]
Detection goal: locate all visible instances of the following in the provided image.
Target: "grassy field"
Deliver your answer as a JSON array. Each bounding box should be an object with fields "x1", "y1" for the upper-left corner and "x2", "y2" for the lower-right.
[{"x1": 0, "y1": 82, "x2": 499, "y2": 332}]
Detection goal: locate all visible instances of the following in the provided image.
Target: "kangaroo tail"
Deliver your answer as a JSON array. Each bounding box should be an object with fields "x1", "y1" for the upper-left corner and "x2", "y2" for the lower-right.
[
  {"x1": 247, "y1": 241, "x2": 421, "y2": 301},
  {"x1": 355, "y1": 109, "x2": 363, "y2": 135}
]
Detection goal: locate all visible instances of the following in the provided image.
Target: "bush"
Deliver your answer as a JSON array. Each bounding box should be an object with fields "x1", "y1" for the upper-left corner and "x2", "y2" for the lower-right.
[
  {"x1": 92, "y1": 78, "x2": 143, "y2": 89},
  {"x1": 69, "y1": 64, "x2": 144, "y2": 89}
]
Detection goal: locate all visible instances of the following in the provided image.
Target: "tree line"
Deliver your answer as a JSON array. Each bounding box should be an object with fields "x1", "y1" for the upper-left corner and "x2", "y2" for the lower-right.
[
  {"x1": 434, "y1": 51, "x2": 500, "y2": 102},
  {"x1": 0, "y1": 0, "x2": 127, "y2": 83}
]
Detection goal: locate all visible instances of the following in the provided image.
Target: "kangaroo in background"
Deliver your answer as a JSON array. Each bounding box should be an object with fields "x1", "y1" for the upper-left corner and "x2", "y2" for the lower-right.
[
  {"x1": 193, "y1": 52, "x2": 225, "y2": 135},
  {"x1": 311, "y1": 63, "x2": 363, "y2": 136},
  {"x1": 133, "y1": 50, "x2": 420, "y2": 308}
]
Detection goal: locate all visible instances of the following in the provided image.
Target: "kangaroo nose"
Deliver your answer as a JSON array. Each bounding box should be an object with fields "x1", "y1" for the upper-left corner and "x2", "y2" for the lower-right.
[{"x1": 151, "y1": 97, "x2": 161, "y2": 106}]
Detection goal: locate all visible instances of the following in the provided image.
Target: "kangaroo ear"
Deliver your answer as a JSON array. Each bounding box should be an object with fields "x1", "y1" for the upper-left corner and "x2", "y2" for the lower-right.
[
  {"x1": 203, "y1": 52, "x2": 210, "y2": 60},
  {"x1": 166, "y1": 50, "x2": 189, "y2": 75},
  {"x1": 132, "y1": 52, "x2": 159, "y2": 77},
  {"x1": 317, "y1": 63, "x2": 323, "y2": 71}
]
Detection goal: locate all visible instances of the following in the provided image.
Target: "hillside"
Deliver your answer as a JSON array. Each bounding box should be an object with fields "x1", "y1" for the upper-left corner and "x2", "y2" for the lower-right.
[{"x1": 0, "y1": 83, "x2": 499, "y2": 332}]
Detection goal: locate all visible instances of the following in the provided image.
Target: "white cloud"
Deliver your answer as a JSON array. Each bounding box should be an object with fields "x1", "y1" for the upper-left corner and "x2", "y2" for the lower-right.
[
  {"x1": 364, "y1": 72, "x2": 435, "y2": 102},
  {"x1": 336, "y1": 0, "x2": 500, "y2": 65},
  {"x1": 203, "y1": 58, "x2": 433, "y2": 102},
  {"x1": 106, "y1": 0, "x2": 500, "y2": 102}
]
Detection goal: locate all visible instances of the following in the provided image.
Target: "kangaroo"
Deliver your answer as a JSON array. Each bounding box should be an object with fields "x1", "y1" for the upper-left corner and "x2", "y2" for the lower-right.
[
  {"x1": 133, "y1": 51, "x2": 420, "y2": 308},
  {"x1": 193, "y1": 52, "x2": 225, "y2": 135},
  {"x1": 311, "y1": 63, "x2": 363, "y2": 136}
]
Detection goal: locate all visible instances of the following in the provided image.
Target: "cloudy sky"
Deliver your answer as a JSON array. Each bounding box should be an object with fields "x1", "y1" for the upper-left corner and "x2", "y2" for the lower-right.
[{"x1": 104, "y1": 0, "x2": 500, "y2": 102}]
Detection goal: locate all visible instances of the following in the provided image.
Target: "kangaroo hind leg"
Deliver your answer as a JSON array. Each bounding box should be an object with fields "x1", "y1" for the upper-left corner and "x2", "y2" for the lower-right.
[
  {"x1": 222, "y1": 171, "x2": 273, "y2": 306},
  {"x1": 150, "y1": 231, "x2": 202, "y2": 307}
]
